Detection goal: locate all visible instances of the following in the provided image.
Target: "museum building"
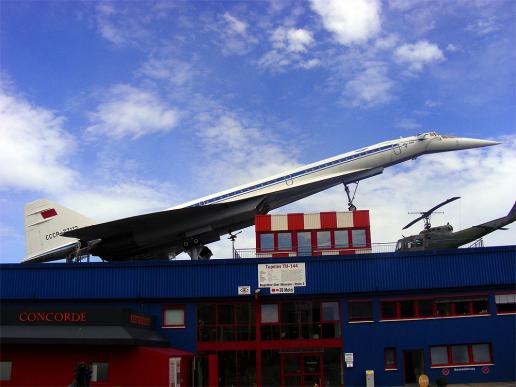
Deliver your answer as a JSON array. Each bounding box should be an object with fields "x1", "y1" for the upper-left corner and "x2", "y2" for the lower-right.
[{"x1": 0, "y1": 245, "x2": 515, "y2": 386}]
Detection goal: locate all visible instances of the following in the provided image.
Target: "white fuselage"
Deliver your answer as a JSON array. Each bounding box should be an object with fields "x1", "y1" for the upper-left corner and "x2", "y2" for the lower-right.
[{"x1": 171, "y1": 133, "x2": 436, "y2": 210}]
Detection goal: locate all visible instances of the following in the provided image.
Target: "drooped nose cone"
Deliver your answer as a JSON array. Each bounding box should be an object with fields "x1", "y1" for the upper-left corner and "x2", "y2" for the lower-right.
[{"x1": 425, "y1": 136, "x2": 501, "y2": 153}]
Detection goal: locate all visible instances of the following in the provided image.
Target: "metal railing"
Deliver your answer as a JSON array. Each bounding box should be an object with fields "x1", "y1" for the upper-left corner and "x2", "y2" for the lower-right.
[{"x1": 233, "y1": 242, "x2": 397, "y2": 259}]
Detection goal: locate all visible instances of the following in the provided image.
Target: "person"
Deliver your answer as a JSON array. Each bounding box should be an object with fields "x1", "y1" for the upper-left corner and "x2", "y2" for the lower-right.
[{"x1": 69, "y1": 362, "x2": 92, "y2": 387}]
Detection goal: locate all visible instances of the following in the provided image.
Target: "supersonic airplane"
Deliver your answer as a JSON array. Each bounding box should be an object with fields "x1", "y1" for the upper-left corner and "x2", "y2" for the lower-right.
[{"x1": 22, "y1": 132, "x2": 499, "y2": 263}]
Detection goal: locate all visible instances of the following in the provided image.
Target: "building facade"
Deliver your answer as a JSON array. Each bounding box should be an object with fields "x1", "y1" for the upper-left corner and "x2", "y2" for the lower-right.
[{"x1": 1, "y1": 245, "x2": 515, "y2": 386}]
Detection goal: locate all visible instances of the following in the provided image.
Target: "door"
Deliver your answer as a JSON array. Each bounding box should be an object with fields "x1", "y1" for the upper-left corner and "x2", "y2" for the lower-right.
[
  {"x1": 169, "y1": 357, "x2": 181, "y2": 387},
  {"x1": 281, "y1": 353, "x2": 324, "y2": 387},
  {"x1": 403, "y1": 350, "x2": 424, "y2": 385}
]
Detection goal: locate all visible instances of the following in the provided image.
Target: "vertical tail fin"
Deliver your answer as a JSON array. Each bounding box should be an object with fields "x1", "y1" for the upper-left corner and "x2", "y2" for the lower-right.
[{"x1": 23, "y1": 199, "x2": 96, "y2": 263}]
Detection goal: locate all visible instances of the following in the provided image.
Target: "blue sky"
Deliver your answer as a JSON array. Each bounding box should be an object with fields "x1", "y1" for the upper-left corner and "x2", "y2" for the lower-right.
[{"x1": 1, "y1": 0, "x2": 515, "y2": 262}]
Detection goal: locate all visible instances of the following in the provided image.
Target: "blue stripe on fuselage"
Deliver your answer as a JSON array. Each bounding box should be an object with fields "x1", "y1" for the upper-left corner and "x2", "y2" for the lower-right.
[{"x1": 188, "y1": 144, "x2": 397, "y2": 207}]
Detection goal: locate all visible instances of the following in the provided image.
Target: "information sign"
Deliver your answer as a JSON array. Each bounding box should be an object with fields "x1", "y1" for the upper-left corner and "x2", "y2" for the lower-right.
[
  {"x1": 270, "y1": 286, "x2": 295, "y2": 294},
  {"x1": 258, "y1": 263, "x2": 306, "y2": 288}
]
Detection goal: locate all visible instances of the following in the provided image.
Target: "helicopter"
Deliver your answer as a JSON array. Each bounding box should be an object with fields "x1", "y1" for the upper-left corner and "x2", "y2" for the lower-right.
[{"x1": 395, "y1": 197, "x2": 516, "y2": 252}]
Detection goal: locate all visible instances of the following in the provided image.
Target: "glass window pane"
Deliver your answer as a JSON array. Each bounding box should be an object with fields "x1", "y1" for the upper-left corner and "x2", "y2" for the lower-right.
[
  {"x1": 236, "y1": 304, "x2": 254, "y2": 324},
  {"x1": 260, "y1": 234, "x2": 274, "y2": 251},
  {"x1": 322, "y1": 302, "x2": 340, "y2": 321},
  {"x1": 418, "y1": 300, "x2": 433, "y2": 317},
  {"x1": 472, "y1": 344, "x2": 491, "y2": 363},
  {"x1": 0, "y1": 362, "x2": 12, "y2": 381},
  {"x1": 400, "y1": 301, "x2": 415, "y2": 318},
  {"x1": 348, "y1": 301, "x2": 372, "y2": 321},
  {"x1": 297, "y1": 232, "x2": 312, "y2": 255},
  {"x1": 261, "y1": 304, "x2": 279, "y2": 323},
  {"x1": 351, "y1": 229, "x2": 367, "y2": 247},
  {"x1": 218, "y1": 304, "x2": 233, "y2": 324},
  {"x1": 385, "y1": 348, "x2": 396, "y2": 369},
  {"x1": 165, "y1": 308, "x2": 184, "y2": 326},
  {"x1": 317, "y1": 231, "x2": 331, "y2": 248},
  {"x1": 278, "y1": 233, "x2": 292, "y2": 250},
  {"x1": 436, "y1": 301, "x2": 452, "y2": 316},
  {"x1": 198, "y1": 304, "x2": 216, "y2": 325},
  {"x1": 455, "y1": 301, "x2": 470, "y2": 315},
  {"x1": 334, "y1": 231, "x2": 349, "y2": 248},
  {"x1": 381, "y1": 302, "x2": 397, "y2": 319},
  {"x1": 431, "y1": 347, "x2": 448, "y2": 365},
  {"x1": 452, "y1": 345, "x2": 470, "y2": 364},
  {"x1": 472, "y1": 299, "x2": 489, "y2": 314}
]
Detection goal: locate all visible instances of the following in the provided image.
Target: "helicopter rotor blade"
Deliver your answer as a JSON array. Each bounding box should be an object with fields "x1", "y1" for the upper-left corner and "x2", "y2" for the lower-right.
[
  {"x1": 402, "y1": 196, "x2": 461, "y2": 230},
  {"x1": 424, "y1": 196, "x2": 461, "y2": 217}
]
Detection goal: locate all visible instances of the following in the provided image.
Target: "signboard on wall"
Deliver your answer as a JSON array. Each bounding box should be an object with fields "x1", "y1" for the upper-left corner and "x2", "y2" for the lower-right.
[{"x1": 258, "y1": 263, "x2": 306, "y2": 288}]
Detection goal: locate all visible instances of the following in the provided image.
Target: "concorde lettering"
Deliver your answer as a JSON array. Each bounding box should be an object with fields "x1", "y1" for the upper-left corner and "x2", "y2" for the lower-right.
[{"x1": 22, "y1": 132, "x2": 499, "y2": 263}]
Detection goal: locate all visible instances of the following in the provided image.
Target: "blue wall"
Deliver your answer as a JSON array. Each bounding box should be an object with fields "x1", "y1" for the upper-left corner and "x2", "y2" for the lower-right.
[
  {"x1": 341, "y1": 295, "x2": 516, "y2": 386},
  {"x1": 1, "y1": 246, "x2": 515, "y2": 386}
]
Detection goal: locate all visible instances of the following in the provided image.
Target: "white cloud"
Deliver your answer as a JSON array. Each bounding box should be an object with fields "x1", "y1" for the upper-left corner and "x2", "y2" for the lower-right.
[
  {"x1": 395, "y1": 118, "x2": 421, "y2": 130},
  {"x1": 139, "y1": 58, "x2": 196, "y2": 86},
  {"x1": 258, "y1": 27, "x2": 318, "y2": 71},
  {"x1": 394, "y1": 40, "x2": 444, "y2": 71},
  {"x1": 223, "y1": 12, "x2": 248, "y2": 35},
  {"x1": 86, "y1": 84, "x2": 181, "y2": 139},
  {"x1": 196, "y1": 113, "x2": 300, "y2": 188},
  {"x1": 0, "y1": 86, "x2": 76, "y2": 194},
  {"x1": 424, "y1": 99, "x2": 441, "y2": 108},
  {"x1": 59, "y1": 182, "x2": 171, "y2": 222},
  {"x1": 95, "y1": 3, "x2": 149, "y2": 46},
  {"x1": 343, "y1": 62, "x2": 395, "y2": 107},
  {"x1": 446, "y1": 43, "x2": 459, "y2": 52},
  {"x1": 374, "y1": 34, "x2": 399, "y2": 50},
  {"x1": 214, "y1": 12, "x2": 257, "y2": 55},
  {"x1": 466, "y1": 17, "x2": 500, "y2": 36},
  {"x1": 271, "y1": 27, "x2": 314, "y2": 53},
  {"x1": 310, "y1": 0, "x2": 381, "y2": 45}
]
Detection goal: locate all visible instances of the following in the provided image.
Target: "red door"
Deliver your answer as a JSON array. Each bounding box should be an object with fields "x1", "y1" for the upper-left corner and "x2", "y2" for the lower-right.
[{"x1": 281, "y1": 353, "x2": 324, "y2": 387}]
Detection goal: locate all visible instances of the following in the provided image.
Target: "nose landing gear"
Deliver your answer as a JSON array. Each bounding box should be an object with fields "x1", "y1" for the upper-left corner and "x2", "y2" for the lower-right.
[{"x1": 343, "y1": 181, "x2": 359, "y2": 211}]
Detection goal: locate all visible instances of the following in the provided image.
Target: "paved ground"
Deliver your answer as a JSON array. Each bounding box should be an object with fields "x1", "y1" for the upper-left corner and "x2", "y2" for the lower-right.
[{"x1": 448, "y1": 383, "x2": 516, "y2": 387}]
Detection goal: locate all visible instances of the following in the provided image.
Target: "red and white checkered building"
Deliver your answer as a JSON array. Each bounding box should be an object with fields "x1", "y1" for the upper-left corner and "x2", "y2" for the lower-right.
[{"x1": 255, "y1": 210, "x2": 371, "y2": 257}]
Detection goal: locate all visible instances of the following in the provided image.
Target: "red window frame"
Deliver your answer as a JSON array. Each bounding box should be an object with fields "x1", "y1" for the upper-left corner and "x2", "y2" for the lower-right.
[
  {"x1": 384, "y1": 347, "x2": 397, "y2": 370},
  {"x1": 380, "y1": 294, "x2": 489, "y2": 321},
  {"x1": 348, "y1": 300, "x2": 373, "y2": 322},
  {"x1": 257, "y1": 227, "x2": 372, "y2": 254},
  {"x1": 162, "y1": 304, "x2": 186, "y2": 328},
  {"x1": 259, "y1": 299, "x2": 342, "y2": 340},
  {"x1": 430, "y1": 343, "x2": 493, "y2": 367},
  {"x1": 197, "y1": 302, "x2": 256, "y2": 341}
]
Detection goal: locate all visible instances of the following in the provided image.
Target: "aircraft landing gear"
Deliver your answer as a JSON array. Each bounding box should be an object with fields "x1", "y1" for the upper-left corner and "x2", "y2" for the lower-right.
[
  {"x1": 343, "y1": 181, "x2": 359, "y2": 211},
  {"x1": 183, "y1": 239, "x2": 213, "y2": 260}
]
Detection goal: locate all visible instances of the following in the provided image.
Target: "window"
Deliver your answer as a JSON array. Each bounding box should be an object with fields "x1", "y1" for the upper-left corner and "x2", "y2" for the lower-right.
[
  {"x1": 381, "y1": 295, "x2": 489, "y2": 320},
  {"x1": 430, "y1": 346, "x2": 448, "y2": 365},
  {"x1": 260, "y1": 233, "x2": 274, "y2": 251},
  {"x1": 322, "y1": 302, "x2": 339, "y2": 321},
  {"x1": 0, "y1": 361, "x2": 12, "y2": 381},
  {"x1": 351, "y1": 229, "x2": 367, "y2": 247},
  {"x1": 317, "y1": 231, "x2": 331, "y2": 249},
  {"x1": 261, "y1": 304, "x2": 279, "y2": 323},
  {"x1": 261, "y1": 300, "x2": 341, "y2": 340},
  {"x1": 163, "y1": 305, "x2": 185, "y2": 327},
  {"x1": 381, "y1": 301, "x2": 397, "y2": 319},
  {"x1": 297, "y1": 232, "x2": 312, "y2": 255},
  {"x1": 384, "y1": 348, "x2": 397, "y2": 370},
  {"x1": 430, "y1": 343, "x2": 492, "y2": 367},
  {"x1": 91, "y1": 362, "x2": 109, "y2": 382},
  {"x1": 278, "y1": 233, "x2": 292, "y2": 250},
  {"x1": 198, "y1": 303, "x2": 255, "y2": 342},
  {"x1": 496, "y1": 293, "x2": 516, "y2": 314},
  {"x1": 348, "y1": 301, "x2": 373, "y2": 322},
  {"x1": 334, "y1": 230, "x2": 349, "y2": 248}
]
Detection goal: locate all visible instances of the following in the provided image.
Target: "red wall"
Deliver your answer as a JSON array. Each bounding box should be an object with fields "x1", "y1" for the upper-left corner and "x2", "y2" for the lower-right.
[{"x1": 1, "y1": 345, "x2": 189, "y2": 386}]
